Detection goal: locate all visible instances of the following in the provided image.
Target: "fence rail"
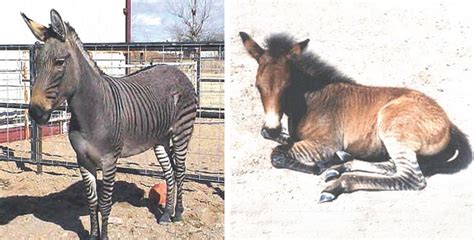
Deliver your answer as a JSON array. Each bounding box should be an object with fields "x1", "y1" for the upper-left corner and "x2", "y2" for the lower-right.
[{"x1": 0, "y1": 41, "x2": 224, "y2": 184}]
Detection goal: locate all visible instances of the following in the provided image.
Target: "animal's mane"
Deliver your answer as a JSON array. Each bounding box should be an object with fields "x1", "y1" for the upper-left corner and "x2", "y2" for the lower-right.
[
  {"x1": 291, "y1": 52, "x2": 355, "y2": 86},
  {"x1": 124, "y1": 64, "x2": 167, "y2": 77},
  {"x1": 265, "y1": 33, "x2": 355, "y2": 86},
  {"x1": 64, "y1": 24, "x2": 165, "y2": 79},
  {"x1": 65, "y1": 23, "x2": 105, "y2": 76},
  {"x1": 264, "y1": 33, "x2": 296, "y2": 58}
]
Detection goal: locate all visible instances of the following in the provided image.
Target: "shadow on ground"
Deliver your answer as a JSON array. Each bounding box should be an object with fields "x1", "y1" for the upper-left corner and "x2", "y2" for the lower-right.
[{"x1": 0, "y1": 180, "x2": 148, "y2": 239}]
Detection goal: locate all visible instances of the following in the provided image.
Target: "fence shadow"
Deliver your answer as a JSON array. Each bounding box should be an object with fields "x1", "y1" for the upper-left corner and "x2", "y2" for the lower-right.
[
  {"x1": 0, "y1": 180, "x2": 148, "y2": 239},
  {"x1": 195, "y1": 180, "x2": 224, "y2": 200}
]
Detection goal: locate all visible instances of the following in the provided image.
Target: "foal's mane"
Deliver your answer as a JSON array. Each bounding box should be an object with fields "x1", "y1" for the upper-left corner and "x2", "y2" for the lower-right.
[{"x1": 265, "y1": 33, "x2": 355, "y2": 87}]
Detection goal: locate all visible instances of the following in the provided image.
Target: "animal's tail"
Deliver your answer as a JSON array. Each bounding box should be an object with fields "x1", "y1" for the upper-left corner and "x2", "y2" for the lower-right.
[{"x1": 419, "y1": 124, "x2": 472, "y2": 176}]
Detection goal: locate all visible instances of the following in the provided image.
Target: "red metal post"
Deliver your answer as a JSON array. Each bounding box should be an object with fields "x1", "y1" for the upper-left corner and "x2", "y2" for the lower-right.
[{"x1": 124, "y1": 0, "x2": 132, "y2": 42}]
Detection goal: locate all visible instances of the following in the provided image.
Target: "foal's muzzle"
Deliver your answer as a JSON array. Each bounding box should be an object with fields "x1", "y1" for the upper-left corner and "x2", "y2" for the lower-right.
[
  {"x1": 261, "y1": 125, "x2": 282, "y2": 140},
  {"x1": 29, "y1": 104, "x2": 51, "y2": 125}
]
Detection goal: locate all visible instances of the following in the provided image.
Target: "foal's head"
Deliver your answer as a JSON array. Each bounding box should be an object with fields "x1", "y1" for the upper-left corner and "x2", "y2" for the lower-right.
[
  {"x1": 239, "y1": 32, "x2": 309, "y2": 139},
  {"x1": 22, "y1": 10, "x2": 81, "y2": 124}
]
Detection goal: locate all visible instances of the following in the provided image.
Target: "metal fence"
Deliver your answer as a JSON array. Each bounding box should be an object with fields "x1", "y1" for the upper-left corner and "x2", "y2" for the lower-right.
[{"x1": 0, "y1": 42, "x2": 224, "y2": 184}]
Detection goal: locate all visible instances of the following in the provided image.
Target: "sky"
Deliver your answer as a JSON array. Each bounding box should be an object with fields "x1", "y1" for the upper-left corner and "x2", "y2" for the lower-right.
[{"x1": 132, "y1": 0, "x2": 224, "y2": 42}]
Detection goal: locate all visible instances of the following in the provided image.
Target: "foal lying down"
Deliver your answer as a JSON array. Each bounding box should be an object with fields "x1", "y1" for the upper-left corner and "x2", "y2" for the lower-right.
[{"x1": 240, "y1": 32, "x2": 471, "y2": 202}]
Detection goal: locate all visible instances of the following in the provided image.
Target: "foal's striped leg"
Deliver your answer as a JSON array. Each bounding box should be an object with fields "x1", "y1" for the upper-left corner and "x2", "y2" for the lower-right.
[
  {"x1": 324, "y1": 159, "x2": 396, "y2": 182},
  {"x1": 99, "y1": 161, "x2": 117, "y2": 240},
  {"x1": 271, "y1": 140, "x2": 336, "y2": 175},
  {"x1": 154, "y1": 145, "x2": 175, "y2": 224},
  {"x1": 79, "y1": 164, "x2": 100, "y2": 239},
  {"x1": 320, "y1": 141, "x2": 426, "y2": 203}
]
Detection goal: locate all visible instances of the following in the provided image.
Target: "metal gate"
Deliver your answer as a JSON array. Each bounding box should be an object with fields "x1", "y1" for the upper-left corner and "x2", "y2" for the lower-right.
[{"x1": 0, "y1": 41, "x2": 224, "y2": 184}]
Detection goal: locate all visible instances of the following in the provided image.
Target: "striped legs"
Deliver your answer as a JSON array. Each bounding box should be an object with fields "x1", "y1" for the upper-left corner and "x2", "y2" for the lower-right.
[
  {"x1": 154, "y1": 145, "x2": 175, "y2": 224},
  {"x1": 320, "y1": 141, "x2": 426, "y2": 203},
  {"x1": 153, "y1": 95, "x2": 195, "y2": 223},
  {"x1": 79, "y1": 164, "x2": 100, "y2": 240},
  {"x1": 171, "y1": 128, "x2": 193, "y2": 222},
  {"x1": 324, "y1": 159, "x2": 396, "y2": 182},
  {"x1": 99, "y1": 162, "x2": 117, "y2": 240},
  {"x1": 79, "y1": 157, "x2": 117, "y2": 239},
  {"x1": 169, "y1": 96, "x2": 196, "y2": 222},
  {"x1": 154, "y1": 133, "x2": 192, "y2": 223},
  {"x1": 271, "y1": 140, "x2": 337, "y2": 175}
]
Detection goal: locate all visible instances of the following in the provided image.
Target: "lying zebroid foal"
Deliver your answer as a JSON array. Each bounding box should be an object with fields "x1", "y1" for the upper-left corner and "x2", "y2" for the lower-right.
[
  {"x1": 240, "y1": 32, "x2": 471, "y2": 203},
  {"x1": 23, "y1": 9, "x2": 197, "y2": 239}
]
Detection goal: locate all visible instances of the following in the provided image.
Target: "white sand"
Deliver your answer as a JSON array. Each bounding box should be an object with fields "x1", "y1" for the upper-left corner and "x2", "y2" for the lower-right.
[{"x1": 227, "y1": 0, "x2": 472, "y2": 239}]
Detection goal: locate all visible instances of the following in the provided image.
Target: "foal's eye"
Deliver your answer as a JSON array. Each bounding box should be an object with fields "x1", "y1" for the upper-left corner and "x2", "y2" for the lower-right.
[{"x1": 55, "y1": 58, "x2": 66, "y2": 67}]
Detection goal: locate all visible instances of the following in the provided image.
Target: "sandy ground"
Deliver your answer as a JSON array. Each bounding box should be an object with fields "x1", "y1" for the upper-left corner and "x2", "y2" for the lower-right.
[
  {"x1": 0, "y1": 120, "x2": 224, "y2": 239},
  {"x1": 227, "y1": 0, "x2": 472, "y2": 239}
]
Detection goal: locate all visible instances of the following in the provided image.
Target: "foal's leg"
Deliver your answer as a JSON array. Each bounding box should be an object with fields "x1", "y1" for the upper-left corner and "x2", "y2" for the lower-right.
[
  {"x1": 271, "y1": 140, "x2": 337, "y2": 175},
  {"x1": 272, "y1": 131, "x2": 292, "y2": 145},
  {"x1": 324, "y1": 159, "x2": 396, "y2": 182},
  {"x1": 99, "y1": 158, "x2": 118, "y2": 240},
  {"x1": 78, "y1": 161, "x2": 100, "y2": 239},
  {"x1": 154, "y1": 145, "x2": 176, "y2": 224},
  {"x1": 319, "y1": 140, "x2": 426, "y2": 203},
  {"x1": 262, "y1": 127, "x2": 291, "y2": 144}
]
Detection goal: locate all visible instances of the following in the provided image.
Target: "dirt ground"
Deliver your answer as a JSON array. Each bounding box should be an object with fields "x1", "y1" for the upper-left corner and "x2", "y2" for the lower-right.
[
  {"x1": 0, "y1": 120, "x2": 224, "y2": 239},
  {"x1": 228, "y1": 0, "x2": 472, "y2": 239}
]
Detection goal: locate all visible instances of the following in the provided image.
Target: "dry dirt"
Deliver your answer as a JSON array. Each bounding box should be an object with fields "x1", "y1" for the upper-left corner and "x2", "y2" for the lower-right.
[
  {"x1": 228, "y1": 0, "x2": 472, "y2": 239},
  {"x1": 0, "y1": 121, "x2": 224, "y2": 239}
]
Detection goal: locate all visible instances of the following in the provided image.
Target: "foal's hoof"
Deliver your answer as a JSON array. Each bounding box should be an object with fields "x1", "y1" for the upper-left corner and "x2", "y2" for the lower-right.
[
  {"x1": 318, "y1": 192, "x2": 336, "y2": 203},
  {"x1": 271, "y1": 151, "x2": 287, "y2": 168},
  {"x1": 324, "y1": 169, "x2": 340, "y2": 182},
  {"x1": 335, "y1": 150, "x2": 353, "y2": 163},
  {"x1": 159, "y1": 213, "x2": 172, "y2": 225}
]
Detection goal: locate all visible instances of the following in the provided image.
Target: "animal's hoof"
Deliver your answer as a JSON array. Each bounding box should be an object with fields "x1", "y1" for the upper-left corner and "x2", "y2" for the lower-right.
[
  {"x1": 172, "y1": 214, "x2": 183, "y2": 222},
  {"x1": 271, "y1": 152, "x2": 287, "y2": 168},
  {"x1": 319, "y1": 192, "x2": 336, "y2": 203},
  {"x1": 159, "y1": 213, "x2": 172, "y2": 225},
  {"x1": 89, "y1": 236, "x2": 99, "y2": 240},
  {"x1": 324, "y1": 169, "x2": 340, "y2": 182},
  {"x1": 312, "y1": 164, "x2": 323, "y2": 175},
  {"x1": 100, "y1": 236, "x2": 109, "y2": 240},
  {"x1": 335, "y1": 151, "x2": 353, "y2": 163}
]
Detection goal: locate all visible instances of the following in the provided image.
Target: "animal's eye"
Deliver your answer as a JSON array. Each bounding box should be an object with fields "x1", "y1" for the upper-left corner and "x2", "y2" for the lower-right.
[{"x1": 55, "y1": 58, "x2": 65, "y2": 66}]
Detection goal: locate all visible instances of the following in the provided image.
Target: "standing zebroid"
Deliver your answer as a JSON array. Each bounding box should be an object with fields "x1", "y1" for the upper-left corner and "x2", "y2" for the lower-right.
[{"x1": 22, "y1": 9, "x2": 197, "y2": 239}]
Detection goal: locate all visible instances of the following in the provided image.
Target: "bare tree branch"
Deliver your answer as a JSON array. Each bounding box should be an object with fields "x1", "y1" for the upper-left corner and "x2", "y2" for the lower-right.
[{"x1": 166, "y1": 0, "x2": 220, "y2": 41}]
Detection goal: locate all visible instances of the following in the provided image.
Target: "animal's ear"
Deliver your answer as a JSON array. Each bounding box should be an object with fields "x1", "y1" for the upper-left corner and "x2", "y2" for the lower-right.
[
  {"x1": 239, "y1": 32, "x2": 264, "y2": 61},
  {"x1": 21, "y1": 12, "x2": 49, "y2": 42},
  {"x1": 50, "y1": 9, "x2": 67, "y2": 41},
  {"x1": 291, "y1": 39, "x2": 310, "y2": 55}
]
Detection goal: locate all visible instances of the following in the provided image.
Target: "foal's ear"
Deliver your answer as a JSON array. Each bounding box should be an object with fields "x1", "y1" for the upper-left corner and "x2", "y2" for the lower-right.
[
  {"x1": 21, "y1": 12, "x2": 49, "y2": 42},
  {"x1": 239, "y1": 32, "x2": 264, "y2": 61},
  {"x1": 291, "y1": 39, "x2": 310, "y2": 55},
  {"x1": 50, "y1": 9, "x2": 67, "y2": 41}
]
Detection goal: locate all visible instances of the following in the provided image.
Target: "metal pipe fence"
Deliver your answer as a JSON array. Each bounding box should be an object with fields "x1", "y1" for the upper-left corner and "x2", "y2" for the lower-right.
[{"x1": 0, "y1": 42, "x2": 224, "y2": 184}]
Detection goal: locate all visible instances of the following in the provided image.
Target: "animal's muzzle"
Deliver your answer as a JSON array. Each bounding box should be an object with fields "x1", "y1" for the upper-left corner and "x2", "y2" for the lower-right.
[
  {"x1": 29, "y1": 104, "x2": 51, "y2": 125},
  {"x1": 261, "y1": 125, "x2": 282, "y2": 140}
]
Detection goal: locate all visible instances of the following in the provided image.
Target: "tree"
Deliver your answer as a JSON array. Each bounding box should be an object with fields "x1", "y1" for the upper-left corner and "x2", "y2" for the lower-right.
[{"x1": 167, "y1": 0, "x2": 222, "y2": 41}]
